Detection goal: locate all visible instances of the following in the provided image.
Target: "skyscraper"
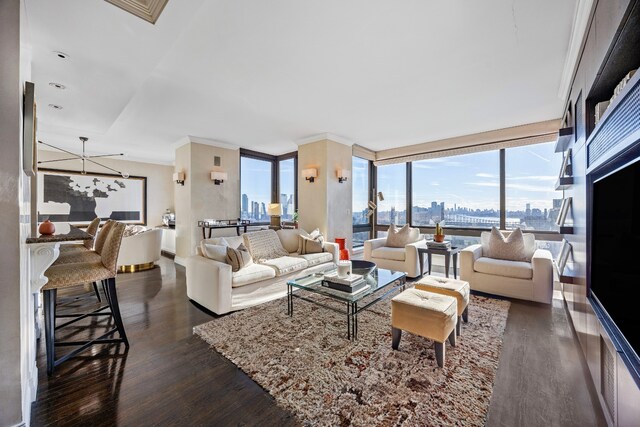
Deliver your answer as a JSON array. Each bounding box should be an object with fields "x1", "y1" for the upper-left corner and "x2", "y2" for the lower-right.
[{"x1": 242, "y1": 193, "x2": 249, "y2": 216}]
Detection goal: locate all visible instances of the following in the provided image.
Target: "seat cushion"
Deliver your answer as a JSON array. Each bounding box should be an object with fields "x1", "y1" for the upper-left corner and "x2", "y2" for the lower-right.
[
  {"x1": 371, "y1": 246, "x2": 406, "y2": 261},
  {"x1": 415, "y1": 276, "x2": 470, "y2": 315},
  {"x1": 231, "y1": 263, "x2": 276, "y2": 287},
  {"x1": 43, "y1": 262, "x2": 112, "y2": 290},
  {"x1": 391, "y1": 289, "x2": 457, "y2": 343},
  {"x1": 297, "y1": 252, "x2": 333, "y2": 267},
  {"x1": 261, "y1": 256, "x2": 309, "y2": 276},
  {"x1": 474, "y1": 257, "x2": 533, "y2": 279}
]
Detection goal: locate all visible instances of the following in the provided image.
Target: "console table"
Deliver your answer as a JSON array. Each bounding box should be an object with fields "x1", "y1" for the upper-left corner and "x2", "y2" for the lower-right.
[{"x1": 197, "y1": 219, "x2": 251, "y2": 238}]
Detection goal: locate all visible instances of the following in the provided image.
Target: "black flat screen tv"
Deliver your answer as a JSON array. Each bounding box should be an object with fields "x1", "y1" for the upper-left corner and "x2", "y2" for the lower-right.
[{"x1": 592, "y1": 159, "x2": 640, "y2": 360}]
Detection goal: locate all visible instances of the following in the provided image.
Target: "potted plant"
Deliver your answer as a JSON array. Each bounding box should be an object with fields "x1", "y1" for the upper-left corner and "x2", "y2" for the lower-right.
[
  {"x1": 292, "y1": 210, "x2": 299, "y2": 229},
  {"x1": 434, "y1": 222, "x2": 445, "y2": 242}
]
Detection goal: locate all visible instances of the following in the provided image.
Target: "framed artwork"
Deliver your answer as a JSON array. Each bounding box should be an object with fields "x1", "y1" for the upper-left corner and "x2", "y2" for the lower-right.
[
  {"x1": 37, "y1": 169, "x2": 147, "y2": 226},
  {"x1": 556, "y1": 197, "x2": 572, "y2": 226},
  {"x1": 22, "y1": 81, "x2": 36, "y2": 177}
]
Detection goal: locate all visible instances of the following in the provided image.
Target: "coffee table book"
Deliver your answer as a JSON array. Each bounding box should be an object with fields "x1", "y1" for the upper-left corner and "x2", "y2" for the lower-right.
[{"x1": 321, "y1": 280, "x2": 369, "y2": 294}]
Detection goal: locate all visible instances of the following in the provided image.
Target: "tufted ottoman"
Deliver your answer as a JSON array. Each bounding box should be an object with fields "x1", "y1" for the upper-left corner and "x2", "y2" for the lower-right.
[
  {"x1": 415, "y1": 275, "x2": 470, "y2": 336},
  {"x1": 391, "y1": 288, "x2": 457, "y2": 367}
]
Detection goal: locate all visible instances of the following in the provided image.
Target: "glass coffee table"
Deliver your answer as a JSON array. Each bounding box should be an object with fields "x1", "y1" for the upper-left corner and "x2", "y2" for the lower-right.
[{"x1": 286, "y1": 267, "x2": 407, "y2": 340}]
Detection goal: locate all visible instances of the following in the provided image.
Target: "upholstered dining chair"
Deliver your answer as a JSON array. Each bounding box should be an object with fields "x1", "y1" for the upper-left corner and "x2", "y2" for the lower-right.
[
  {"x1": 58, "y1": 217, "x2": 102, "y2": 253},
  {"x1": 42, "y1": 221, "x2": 128, "y2": 376}
]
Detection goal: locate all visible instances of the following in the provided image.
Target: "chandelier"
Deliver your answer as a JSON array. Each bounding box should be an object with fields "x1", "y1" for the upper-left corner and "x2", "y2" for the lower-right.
[{"x1": 38, "y1": 137, "x2": 129, "y2": 178}]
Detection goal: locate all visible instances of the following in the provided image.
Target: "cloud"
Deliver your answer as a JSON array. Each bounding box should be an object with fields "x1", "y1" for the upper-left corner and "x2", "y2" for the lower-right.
[
  {"x1": 509, "y1": 175, "x2": 556, "y2": 181},
  {"x1": 467, "y1": 181, "x2": 499, "y2": 187},
  {"x1": 476, "y1": 173, "x2": 496, "y2": 178},
  {"x1": 527, "y1": 150, "x2": 550, "y2": 162}
]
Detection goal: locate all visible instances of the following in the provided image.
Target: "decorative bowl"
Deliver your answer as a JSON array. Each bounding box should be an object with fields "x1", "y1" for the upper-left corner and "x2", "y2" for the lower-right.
[
  {"x1": 434, "y1": 234, "x2": 445, "y2": 243},
  {"x1": 351, "y1": 260, "x2": 376, "y2": 277}
]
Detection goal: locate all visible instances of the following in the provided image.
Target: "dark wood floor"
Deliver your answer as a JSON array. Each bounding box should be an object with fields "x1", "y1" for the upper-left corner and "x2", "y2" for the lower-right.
[{"x1": 31, "y1": 257, "x2": 605, "y2": 426}]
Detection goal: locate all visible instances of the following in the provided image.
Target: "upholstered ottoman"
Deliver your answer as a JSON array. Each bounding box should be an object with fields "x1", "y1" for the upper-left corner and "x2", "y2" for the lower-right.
[
  {"x1": 391, "y1": 288, "x2": 457, "y2": 367},
  {"x1": 415, "y1": 275, "x2": 470, "y2": 336}
]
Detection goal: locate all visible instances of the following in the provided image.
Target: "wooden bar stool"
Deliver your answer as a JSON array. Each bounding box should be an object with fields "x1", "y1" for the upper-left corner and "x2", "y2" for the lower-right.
[{"x1": 42, "y1": 221, "x2": 128, "y2": 376}]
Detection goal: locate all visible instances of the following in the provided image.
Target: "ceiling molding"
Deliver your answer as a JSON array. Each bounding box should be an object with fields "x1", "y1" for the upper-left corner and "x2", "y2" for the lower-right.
[
  {"x1": 105, "y1": 0, "x2": 170, "y2": 24},
  {"x1": 295, "y1": 133, "x2": 354, "y2": 147},
  {"x1": 171, "y1": 135, "x2": 240, "y2": 151},
  {"x1": 557, "y1": 0, "x2": 596, "y2": 101}
]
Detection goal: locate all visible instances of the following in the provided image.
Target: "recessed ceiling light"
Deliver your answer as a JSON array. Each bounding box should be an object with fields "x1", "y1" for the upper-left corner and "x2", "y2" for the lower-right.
[
  {"x1": 48, "y1": 104, "x2": 63, "y2": 110},
  {"x1": 49, "y1": 82, "x2": 66, "y2": 90},
  {"x1": 53, "y1": 51, "x2": 70, "y2": 60}
]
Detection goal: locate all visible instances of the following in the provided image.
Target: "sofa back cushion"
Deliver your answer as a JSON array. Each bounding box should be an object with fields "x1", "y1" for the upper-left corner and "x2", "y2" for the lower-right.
[
  {"x1": 385, "y1": 224, "x2": 421, "y2": 248},
  {"x1": 481, "y1": 228, "x2": 536, "y2": 261},
  {"x1": 200, "y1": 239, "x2": 229, "y2": 263},
  {"x1": 481, "y1": 227, "x2": 530, "y2": 262},
  {"x1": 276, "y1": 228, "x2": 309, "y2": 253},
  {"x1": 242, "y1": 229, "x2": 289, "y2": 262}
]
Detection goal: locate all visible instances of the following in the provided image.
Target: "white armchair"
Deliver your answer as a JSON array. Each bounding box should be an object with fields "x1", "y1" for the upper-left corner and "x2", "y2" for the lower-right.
[
  {"x1": 364, "y1": 237, "x2": 426, "y2": 278},
  {"x1": 117, "y1": 228, "x2": 163, "y2": 272},
  {"x1": 460, "y1": 231, "x2": 553, "y2": 304}
]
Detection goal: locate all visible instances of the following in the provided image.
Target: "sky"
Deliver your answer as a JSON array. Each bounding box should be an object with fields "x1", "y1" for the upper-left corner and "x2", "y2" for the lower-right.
[
  {"x1": 241, "y1": 157, "x2": 295, "y2": 210},
  {"x1": 354, "y1": 141, "x2": 562, "y2": 214}
]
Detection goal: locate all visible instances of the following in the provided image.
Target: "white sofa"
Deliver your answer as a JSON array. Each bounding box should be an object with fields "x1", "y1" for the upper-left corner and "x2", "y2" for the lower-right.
[
  {"x1": 117, "y1": 228, "x2": 163, "y2": 271},
  {"x1": 186, "y1": 229, "x2": 339, "y2": 315},
  {"x1": 460, "y1": 230, "x2": 554, "y2": 304},
  {"x1": 363, "y1": 237, "x2": 427, "y2": 278}
]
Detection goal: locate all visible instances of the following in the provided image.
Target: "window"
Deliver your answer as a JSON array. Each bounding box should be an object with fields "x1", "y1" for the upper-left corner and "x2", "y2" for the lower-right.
[
  {"x1": 352, "y1": 157, "x2": 370, "y2": 225},
  {"x1": 240, "y1": 156, "x2": 272, "y2": 223},
  {"x1": 411, "y1": 151, "x2": 500, "y2": 229},
  {"x1": 376, "y1": 163, "x2": 407, "y2": 225},
  {"x1": 279, "y1": 158, "x2": 295, "y2": 220},
  {"x1": 505, "y1": 142, "x2": 562, "y2": 231}
]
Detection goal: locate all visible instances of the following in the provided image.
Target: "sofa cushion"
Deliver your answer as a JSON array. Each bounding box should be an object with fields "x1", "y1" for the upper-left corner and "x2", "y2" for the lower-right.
[
  {"x1": 298, "y1": 233, "x2": 324, "y2": 254},
  {"x1": 226, "y1": 244, "x2": 253, "y2": 272},
  {"x1": 474, "y1": 257, "x2": 533, "y2": 279},
  {"x1": 297, "y1": 252, "x2": 333, "y2": 267},
  {"x1": 386, "y1": 224, "x2": 421, "y2": 248},
  {"x1": 481, "y1": 229, "x2": 535, "y2": 262},
  {"x1": 261, "y1": 256, "x2": 309, "y2": 276},
  {"x1": 201, "y1": 242, "x2": 228, "y2": 263},
  {"x1": 243, "y1": 229, "x2": 289, "y2": 262},
  {"x1": 482, "y1": 227, "x2": 529, "y2": 262},
  {"x1": 276, "y1": 228, "x2": 309, "y2": 253},
  {"x1": 371, "y1": 246, "x2": 406, "y2": 261},
  {"x1": 231, "y1": 263, "x2": 276, "y2": 287}
]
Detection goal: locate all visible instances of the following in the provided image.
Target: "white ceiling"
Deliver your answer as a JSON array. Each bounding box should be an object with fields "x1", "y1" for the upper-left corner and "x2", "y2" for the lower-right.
[{"x1": 26, "y1": 0, "x2": 578, "y2": 165}]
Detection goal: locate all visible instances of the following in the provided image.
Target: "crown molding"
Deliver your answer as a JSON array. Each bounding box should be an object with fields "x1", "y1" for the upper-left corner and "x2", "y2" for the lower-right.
[
  {"x1": 105, "y1": 0, "x2": 170, "y2": 24},
  {"x1": 295, "y1": 133, "x2": 354, "y2": 147},
  {"x1": 557, "y1": 0, "x2": 596, "y2": 101},
  {"x1": 171, "y1": 135, "x2": 240, "y2": 151}
]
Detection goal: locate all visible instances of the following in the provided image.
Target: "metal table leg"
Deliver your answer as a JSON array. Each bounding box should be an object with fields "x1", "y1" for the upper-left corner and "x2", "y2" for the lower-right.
[{"x1": 453, "y1": 252, "x2": 459, "y2": 279}]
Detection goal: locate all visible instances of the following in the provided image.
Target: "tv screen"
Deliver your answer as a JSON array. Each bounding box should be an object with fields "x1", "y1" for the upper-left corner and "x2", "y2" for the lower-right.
[{"x1": 592, "y1": 159, "x2": 640, "y2": 358}]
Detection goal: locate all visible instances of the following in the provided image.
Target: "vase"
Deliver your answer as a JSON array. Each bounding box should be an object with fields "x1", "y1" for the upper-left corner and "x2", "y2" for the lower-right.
[
  {"x1": 335, "y1": 238, "x2": 350, "y2": 260},
  {"x1": 434, "y1": 234, "x2": 445, "y2": 243},
  {"x1": 39, "y1": 219, "x2": 56, "y2": 235}
]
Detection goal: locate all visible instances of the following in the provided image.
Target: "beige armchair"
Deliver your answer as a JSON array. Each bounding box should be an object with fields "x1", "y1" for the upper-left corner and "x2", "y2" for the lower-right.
[
  {"x1": 459, "y1": 230, "x2": 553, "y2": 304},
  {"x1": 363, "y1": 237, "x2": 426, "y2": 278}
]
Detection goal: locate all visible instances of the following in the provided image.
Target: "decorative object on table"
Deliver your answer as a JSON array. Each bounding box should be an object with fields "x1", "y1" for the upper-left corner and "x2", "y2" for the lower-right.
[
  {"x1": 434, "y1": 222, "x2": 445, "y2": 242},
  {"x1": 610, "y1": 69, "x2": 637, "y2": 104},
  {"x1": 336, "y1": 260, "x2": 352, "y2": 279},
  {"x1": 351, "y1": 260, "x2": 376, "y2": 277},
  {"x1": 267, "y1": 203, "x2": 282, "y2": 228},
  {"x1": 161, "y1": 210, "x2": 175, "y2": 228},
  {"x1": 194, "y1": 294, "x2": 510, "y2": 426},
  {"x1": 38, "y1": 137, "x2": 129, "y2": 178},
  {"x1": 335, "y1": 237, "x2": 350, "y2": 260},
  {"x1": 37, "y1": 169, "x2": 147, "y2": 226},
  {"x1": 556, "y1": 197, "x2": 572, "y2": 226},
  {"x1": 38, "y1": 219, "x2": 56, "y2": 235}
]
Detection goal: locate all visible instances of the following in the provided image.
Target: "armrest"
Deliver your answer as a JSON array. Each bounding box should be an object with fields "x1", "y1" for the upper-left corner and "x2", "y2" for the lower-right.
[
  {"x1": 364, "y1": 238, "x2": 387, "y2": 260},
  {"x1": 532, "y1": 249, "x2": 553, "y2": 303},
  {"x1": 460, "y1": 244, "x2": 482, "y2": 281},
  {"x1": 323, "y1": 241, "x2": 340, "y2": 263},
  {"x1": 186, "y1": 255, "x2": 233, "y2": 314}
]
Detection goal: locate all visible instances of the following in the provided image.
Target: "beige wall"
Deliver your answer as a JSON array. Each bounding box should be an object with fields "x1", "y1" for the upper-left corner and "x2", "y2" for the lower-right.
[
  {"x1": 0, "y1": 0, "x2": 27, "y2": 424},
  {"x1": 298, "y1": 139, "x2": 353, "y2": 249},
  {"x1": 37, "y1": 150, "x2": 174, "y2": 226},
  {"x1": 174, "y1": 141, "x2": 240, "y2": 263}
]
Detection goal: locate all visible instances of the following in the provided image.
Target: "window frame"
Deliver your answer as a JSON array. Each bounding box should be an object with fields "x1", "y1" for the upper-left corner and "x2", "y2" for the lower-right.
[{"x1": 352, "y1": 156, "x2": 374, "y2": 246}]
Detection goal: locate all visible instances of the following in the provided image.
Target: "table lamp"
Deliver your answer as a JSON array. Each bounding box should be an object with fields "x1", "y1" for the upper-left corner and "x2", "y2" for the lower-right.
[{"x1": 267, "y1": 203, "x2": 282, "y2": 227}]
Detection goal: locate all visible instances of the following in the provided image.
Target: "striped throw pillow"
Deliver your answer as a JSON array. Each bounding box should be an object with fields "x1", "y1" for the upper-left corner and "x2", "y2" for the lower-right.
[{"x1": 226, "y1": 243, "x2": 253, "y2": 272}]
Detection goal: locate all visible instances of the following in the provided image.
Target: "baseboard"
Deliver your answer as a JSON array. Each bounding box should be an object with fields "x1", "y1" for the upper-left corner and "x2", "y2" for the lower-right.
[
  {"x1": 161, "y1": 250, "x2": 175, "y2": 259},
  {"x1": 174, "y1": 256, "x2": 187, "y2": 267}
]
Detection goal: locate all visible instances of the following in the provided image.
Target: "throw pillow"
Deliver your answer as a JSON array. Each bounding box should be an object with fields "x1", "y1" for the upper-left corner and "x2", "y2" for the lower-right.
[
  {"x1": 298, "y1": 233, "x2": 324, "y2": 254},
  {"x1": 385, "y1": 224, "x2": 421, "y2": 248},
  {"x1": 242, "y1": 229, "x2": 289, "y2": 262},
  {"x1": 226, "y1": 243, "x2": 253, "y2": 272},
  {"x1": 200, "y1": 240, "x2": 229, "y2": 263},
  {"x1": 484, "y1": 226, "x2": 528, "y2": 262}
]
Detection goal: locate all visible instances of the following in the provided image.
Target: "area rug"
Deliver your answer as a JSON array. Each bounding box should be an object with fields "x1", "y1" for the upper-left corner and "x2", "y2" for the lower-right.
[{"x1": 194, "y1": 293, "x2": 510, "y2": 426}]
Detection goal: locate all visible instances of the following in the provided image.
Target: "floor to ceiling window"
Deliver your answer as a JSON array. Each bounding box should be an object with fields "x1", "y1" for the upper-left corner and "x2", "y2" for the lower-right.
[
  {"x1": 240, "y1": 156, "x2": 273, "y2": 223},
  {"x1": 278, "y1": 157, "x2": 295, "y2": 221},
  {"x1": 411, "y1": 151, "x2": 500, "y2": 229},
  {"x1": 376, "y1": 163, "x2": 407, "y2": 226},
  {"x1": 352, "y1": 156, "x2": 372, "y2": 247}
]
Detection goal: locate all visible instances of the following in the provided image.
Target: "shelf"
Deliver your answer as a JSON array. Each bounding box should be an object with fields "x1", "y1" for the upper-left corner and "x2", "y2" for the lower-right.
[
  {"x1": 555, "y1": 176, "x2": 574, "y2": 190},
  {"x1": 554, "y1": 127, "x2": 574, "y2": 153},
  {"x1": 559, "y1": 263, "x2": 586, "y2": 285},
  {"x1": 559, "y1": 226, "x2": 574, "y2": 234}
]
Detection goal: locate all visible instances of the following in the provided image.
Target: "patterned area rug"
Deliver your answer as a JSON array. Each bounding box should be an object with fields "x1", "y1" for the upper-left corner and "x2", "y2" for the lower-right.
[{"x1": 194, "y1": 293, "x2": 510, "y2": 426}]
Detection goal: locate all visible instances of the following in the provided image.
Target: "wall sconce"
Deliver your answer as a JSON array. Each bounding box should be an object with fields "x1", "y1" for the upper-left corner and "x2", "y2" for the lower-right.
[
  {"x1": 302, "y1": 168, "x2": 318, "y2": 183},
  {"x1": 336, "y1": 168, "x2": 350, "y2": 183},
  {"x1": 210, "y1": 171, "x2": 228, "y2": 185},
  {"x1": 173, "y1": 171, "x2": 185, "y2": 186},
  {"x1": 377, "y1": 191, "x2": 385, "y2": 201}
]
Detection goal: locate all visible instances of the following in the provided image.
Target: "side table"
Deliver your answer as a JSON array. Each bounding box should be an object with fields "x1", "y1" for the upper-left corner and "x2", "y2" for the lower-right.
[{"x1": 418, "y1": 246, "x2": 462, "y2": 279}]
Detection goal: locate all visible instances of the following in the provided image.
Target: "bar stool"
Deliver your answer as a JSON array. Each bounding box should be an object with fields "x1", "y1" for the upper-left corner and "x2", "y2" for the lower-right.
[
  {"x1": 59, "y1": 217, "x2": 101, "y2": 253},
  {"x1": 42, "y1": 221, "x2": 128, "y2": 376}
]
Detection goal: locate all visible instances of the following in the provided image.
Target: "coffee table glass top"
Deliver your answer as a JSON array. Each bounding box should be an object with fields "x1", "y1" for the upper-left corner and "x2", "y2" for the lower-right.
[{"x1": 287, "y1": 267, "x2": 406, "y2": 303}]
